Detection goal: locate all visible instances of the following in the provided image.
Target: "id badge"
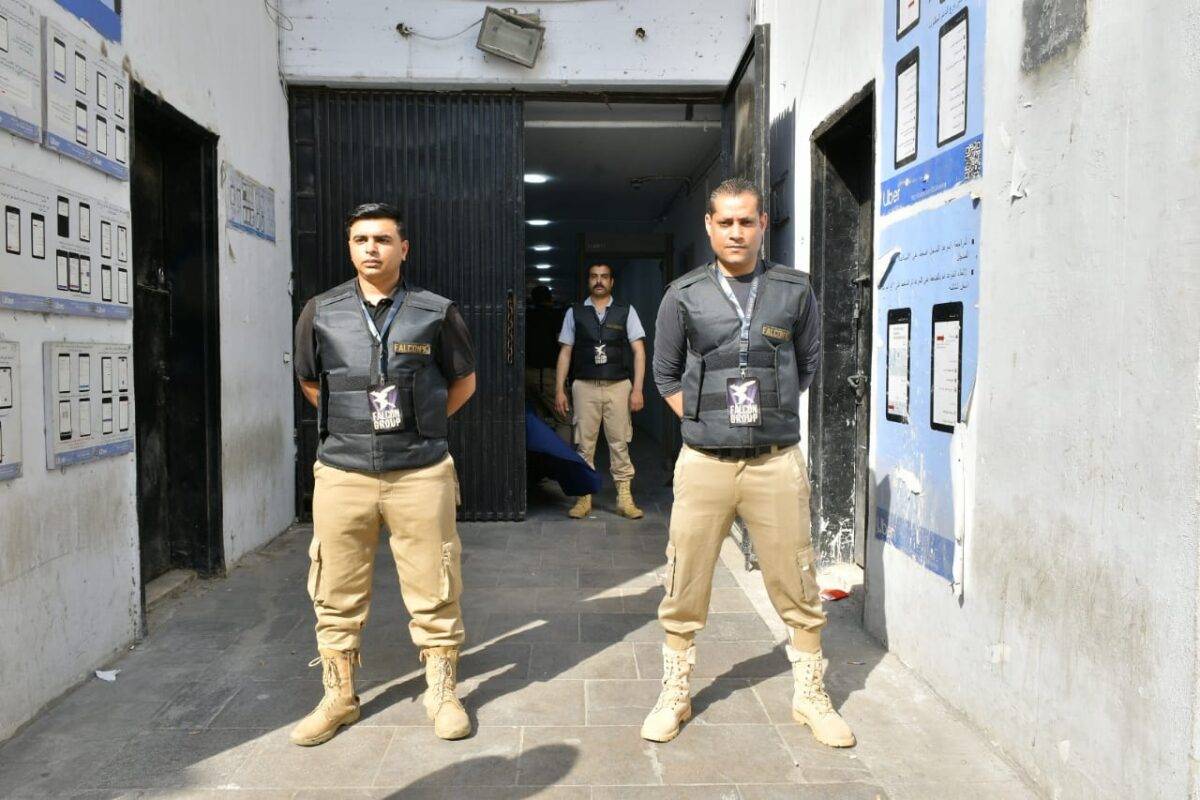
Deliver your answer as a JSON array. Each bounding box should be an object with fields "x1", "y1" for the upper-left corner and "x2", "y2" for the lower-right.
[
  {"x1": 593, "y1": 344, "x2": 608, "y2": 365},
  {"x1": 726, "y1": 377, "x2": 762, "y2": 427},
  {"x1": 368, "y1": 384, "x2": 403, "y2": 432}
]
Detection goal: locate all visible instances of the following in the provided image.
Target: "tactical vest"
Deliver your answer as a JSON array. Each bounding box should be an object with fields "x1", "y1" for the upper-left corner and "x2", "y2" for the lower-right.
[
  {"x1": 674, "y1": 263, "x2": 811, "y2": 448},
  {"x1": 312, "y1": 278, "x2": 451, "y2": 472},
  {"x1": 571, "y1": 302, "x2": 632, "y2": 381}
]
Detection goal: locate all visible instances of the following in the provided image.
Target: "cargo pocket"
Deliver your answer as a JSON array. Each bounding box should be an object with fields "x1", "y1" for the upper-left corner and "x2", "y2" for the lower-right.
[
  {"x1": 662, "y1": 543, "x2": 678, "y2": 596},
  {"x1": 306, "y1": 538, "x2": 324, "y2": 603},
  {"x1": 439, "y1": 541, "x2": 454, "y2": 602},
  {"x1": 795, "y1": 544, "x2": 819, "y2": 603}
]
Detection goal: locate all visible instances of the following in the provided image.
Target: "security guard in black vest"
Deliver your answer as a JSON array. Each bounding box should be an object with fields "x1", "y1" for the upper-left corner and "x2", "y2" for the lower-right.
[
  {"x1": 553, "y1": 263, "x2": 648, "y2": 519},
  {"x1": 643, "y1": 179, "x2": 855, "y2": 748},
  {"x1": 291, "y1": 203, "x2": 477, "y2": 746}
]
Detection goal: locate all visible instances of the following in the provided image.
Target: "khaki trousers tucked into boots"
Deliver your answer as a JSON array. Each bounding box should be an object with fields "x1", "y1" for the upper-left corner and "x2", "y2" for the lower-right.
[
  {"x1": 658, "y1": 444, "x2": 825, "y2": 651},
  {"x1": 572, "y1": 378, "x2": 635, "y2": 482},
  {"x1": 308, "y1": 454, "x2": 465, "y2": 651}
]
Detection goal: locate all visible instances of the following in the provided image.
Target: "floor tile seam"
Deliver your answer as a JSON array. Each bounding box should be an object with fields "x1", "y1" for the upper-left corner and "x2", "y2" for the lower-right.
[{"x1": 365, "y1": 725, "x2": 399, "y2": 788}]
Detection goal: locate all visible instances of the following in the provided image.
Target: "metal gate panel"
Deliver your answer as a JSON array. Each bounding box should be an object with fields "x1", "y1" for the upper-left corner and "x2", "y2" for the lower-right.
[{"x1": 289, "y1": 89, "x2": 526, "y2": 521}]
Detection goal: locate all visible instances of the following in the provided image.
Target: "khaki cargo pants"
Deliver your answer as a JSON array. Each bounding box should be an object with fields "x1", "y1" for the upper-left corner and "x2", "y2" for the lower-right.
[
  {"x1": 307, "y1": 454, "x2": 465, "y2": 652},
  {"x1": 572, "y1": 378, "x2": 635, "y2": 482},
  {"x1": 658, "y1": 444, "x2": 826, "y2": 652}
]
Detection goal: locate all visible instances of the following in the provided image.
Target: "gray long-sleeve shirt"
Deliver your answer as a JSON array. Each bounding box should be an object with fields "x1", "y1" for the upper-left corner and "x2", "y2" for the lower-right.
[{"x1": 652, "y1": 262, "x2": 821, "y2": 398}]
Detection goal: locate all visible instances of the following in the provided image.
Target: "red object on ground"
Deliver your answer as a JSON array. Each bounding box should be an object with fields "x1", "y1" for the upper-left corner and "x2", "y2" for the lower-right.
[{"x1": 820, "y1": 588, "x2": 851, "y2": 601}]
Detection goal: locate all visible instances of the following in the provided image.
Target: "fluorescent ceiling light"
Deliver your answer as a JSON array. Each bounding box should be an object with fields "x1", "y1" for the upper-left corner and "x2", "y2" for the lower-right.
[
  {"x1": 527, "y1": 219, "x2": 551, "y2": 226},
  {"x1": 537, "y1": 276, "x2": 552, "y2": 283},
  {"x1": 524, "y1": 173, "x2": 550, "y2": 184},
  {"x1": 534, "y1": 263, "x2": 552, "y2": 270},
  {"x1": 531, "y1": 244, "x2": 553, "y2": 252}
]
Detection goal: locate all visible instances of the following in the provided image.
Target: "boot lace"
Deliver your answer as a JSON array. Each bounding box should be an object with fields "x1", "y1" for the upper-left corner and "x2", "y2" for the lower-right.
[
  {"x1": 652, "y1": 654, "x2": 691, "y2": 712},
  {"x1": 428, "y1": 655, "x2": 457, "y2": 707},
  {"x1": 794, "y1": 658, "x2": 835, "y2": 715}
]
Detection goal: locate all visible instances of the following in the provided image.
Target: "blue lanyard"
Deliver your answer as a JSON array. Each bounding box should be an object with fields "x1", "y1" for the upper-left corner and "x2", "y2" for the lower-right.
[
  {"x1": 716, "y1": 267, "x2": 760, "y2": 375},
  {"x1": 360, "y1": 298, "x2": 402, "y2": 381}
]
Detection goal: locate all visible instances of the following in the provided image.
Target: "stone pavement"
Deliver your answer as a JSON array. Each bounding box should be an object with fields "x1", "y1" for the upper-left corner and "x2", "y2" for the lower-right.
[{"x1": 0, "y1": 468, "x2": 1040, "y2": 799}]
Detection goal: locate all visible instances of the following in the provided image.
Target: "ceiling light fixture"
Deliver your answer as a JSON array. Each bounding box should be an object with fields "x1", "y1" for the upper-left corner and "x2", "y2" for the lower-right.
[
  {"x1": 531, "y1": 244, "x2": 553, "y2": 252},
  {"x1": 537, "y1": 276, "x2": 552, "y2": 283},
  {"x1": 524, "y1": 173, "x2": 550, "y2": 184},
  {"x1": 534, "y1": 263, "x2": 552, "y2": 270},
  {"x1": 527, "y1": 219, "x2": 551, "y2": 226}
]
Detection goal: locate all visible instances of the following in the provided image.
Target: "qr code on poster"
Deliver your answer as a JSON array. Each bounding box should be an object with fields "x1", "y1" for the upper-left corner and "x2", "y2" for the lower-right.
[{"x1": 964, "y1": 140, "x2": 983, "y2": 180}]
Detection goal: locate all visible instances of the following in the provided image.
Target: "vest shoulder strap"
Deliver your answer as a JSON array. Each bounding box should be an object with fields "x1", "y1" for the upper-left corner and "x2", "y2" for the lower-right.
[
  {"x1": 765, "y1": 264, "x2": 809, "y2": 286},
  {"x1": 314, "y1": 278, "x2": 358, "y2": 308},
  {"x1": 405, "y1": 288, "x2": 452, "y2": 314},
  {"x1": 671, "y1": 265, "x2": 710, "y2": 292}
]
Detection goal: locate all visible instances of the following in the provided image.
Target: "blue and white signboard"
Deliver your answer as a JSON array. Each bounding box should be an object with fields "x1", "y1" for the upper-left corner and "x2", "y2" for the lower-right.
[
  {"x1": 54, "y1": 0, "x2": 120, "y2": 42},
  {"x1": 880, "y1": 0, "x2": 985, "y2": 214},
  {"x1": 0, "y1": 0, "x2": 44, "y2": 142},
  {"x1": 42, "y1": 19, "x2": 129, "y2": 180},
  {"x1": 0, "y1": 340, "x2": 23, "y2": 481},
  {"x1": 0, "y1": 165, "x2": 132, "y2": 319},
  {"x1": 873, "y1": 196, "x2": 980, "y2": 581},
  {"x1": 225, "y1": 164, "x2": 277, "y2": 243},
  {"x1": 43, "y1": 341, "x2": 135, "y2": 469}
]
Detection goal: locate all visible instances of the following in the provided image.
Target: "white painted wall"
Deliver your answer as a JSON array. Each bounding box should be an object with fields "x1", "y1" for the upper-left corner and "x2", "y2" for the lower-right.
[
  {"x1": 0, "y1": 0, "x2": 293, "y2": 739},
  {"x1": 757, "y1": 1, "x2": 1200, "y2": 797},
  {"x1": 123, "y1": 0, "x2": 295, "y2": 566},
  {"x1": 281, "y1": 0, "x2": 753, "y2": 91}
]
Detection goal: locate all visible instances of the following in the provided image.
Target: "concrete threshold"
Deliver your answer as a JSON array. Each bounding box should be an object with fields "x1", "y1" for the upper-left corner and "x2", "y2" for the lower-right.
[{"x1": 144, "y1": 568, "x2": 197, "y2": 609}]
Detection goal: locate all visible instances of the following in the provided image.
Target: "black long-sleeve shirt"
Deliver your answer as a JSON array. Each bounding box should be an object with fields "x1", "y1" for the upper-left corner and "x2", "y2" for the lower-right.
[{"x1": 652, "y1": 262, "x2": 821, "y2": 398}]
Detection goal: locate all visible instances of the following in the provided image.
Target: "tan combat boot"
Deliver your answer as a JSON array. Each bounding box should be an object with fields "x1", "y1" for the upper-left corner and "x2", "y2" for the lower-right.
[
  {"x1": 422, "y1": 646, "x2": 472, "y2": 740},
  {"x1": 640, "y1": 644, "x2": 695, "y2": 742},
  {"x1": 615, "y1": 480, "x2": 644, "y2": 519},
  {"x1": 568, "y1": 494, "x2": 592, "y2": 518},
  {"x1": 289, "y1": 648, "x2": 361, "y2": 746},
  {"x1": 788, "y1": 645, "x2": 855, "y2": 747}
]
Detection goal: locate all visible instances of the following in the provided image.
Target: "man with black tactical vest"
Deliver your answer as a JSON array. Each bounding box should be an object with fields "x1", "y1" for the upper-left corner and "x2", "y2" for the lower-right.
[
  {"x1": 642, "y1": 178, "x2": 855, "y2": 748},
  {"x1": 291, "y1": 203, "x2": 477, "y2": 746},
  {"x1": 553, "y1": 262, "x2": 647, "y2": 519}
]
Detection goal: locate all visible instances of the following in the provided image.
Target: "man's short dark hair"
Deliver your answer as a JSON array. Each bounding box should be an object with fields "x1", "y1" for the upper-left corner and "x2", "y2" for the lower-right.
[
  {"x1": 588, "y1": 263, "x2": 614, "y2": 278},
  {"x1": 344, "y1": 202, "x2": 406, "y2": 239},
  {"x1": 707, "y1": 178, "x2": 764, "y2": 215}
]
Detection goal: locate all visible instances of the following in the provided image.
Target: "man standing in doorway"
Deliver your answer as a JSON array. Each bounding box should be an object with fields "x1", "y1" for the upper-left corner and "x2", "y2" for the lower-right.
[
  {"x1": 292, "y1": 202, "x2": 476, "y2": 746},
  {"x1": 554, "y1": 263, "x2": 647, "y2": 519},
  {"x1": 642, "y1": 178, "x2": 855, "y2": 748}
]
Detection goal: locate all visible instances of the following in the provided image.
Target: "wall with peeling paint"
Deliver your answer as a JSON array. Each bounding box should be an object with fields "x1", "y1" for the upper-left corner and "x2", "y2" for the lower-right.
[
  {"x1": 279, "y1": 0, "x2": 754, "y2": 91},
  {"x1": 757, "y1": 0, "x2": 1200, "y2": 797},
  {"x1": 0, "y1": 0, "x2": 293, "y2": 740}
]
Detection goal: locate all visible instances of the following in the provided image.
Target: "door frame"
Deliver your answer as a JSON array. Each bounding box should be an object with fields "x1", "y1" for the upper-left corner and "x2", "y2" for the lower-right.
[
  {"x1": 807, "y1": 82, "x2": 875, "y2": 566},
  {"x1": 130, "y1": 82, "x2": 224, "y2": 579}
]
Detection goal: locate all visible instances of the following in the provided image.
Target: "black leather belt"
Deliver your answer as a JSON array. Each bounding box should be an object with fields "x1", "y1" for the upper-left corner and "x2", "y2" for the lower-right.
[{"x1": 693, "y1": 445, "x2": 785, "y2": 461}]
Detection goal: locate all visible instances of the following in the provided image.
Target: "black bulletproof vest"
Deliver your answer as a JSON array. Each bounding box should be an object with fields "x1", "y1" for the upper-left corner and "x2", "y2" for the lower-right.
[
  {"x1": 312, "y1": 278, "x2": 451, "y2": 472},
  {"x1": 571, "y1": 302, "x2": 632, "y2": 381},
  {"x1": 675, "y1": 263, "x2": 811, "y2": 448}
]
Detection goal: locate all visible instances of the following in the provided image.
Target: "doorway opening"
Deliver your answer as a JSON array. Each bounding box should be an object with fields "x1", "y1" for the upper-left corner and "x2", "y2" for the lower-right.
[
  {"x1": 521, "y1": 100, "x2": 723, "y2": 512},
  {"x1": 131, "y1": 85, "x2": 223, "y2": 584},
  {"x1": 808, "y1": 86, "x2": 875, "y2": 566}
]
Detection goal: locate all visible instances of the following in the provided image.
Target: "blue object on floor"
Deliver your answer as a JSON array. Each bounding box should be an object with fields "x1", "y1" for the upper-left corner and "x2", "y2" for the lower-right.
[{"x1": 525, "y1": 405, "x2": 601, "y2": 497}]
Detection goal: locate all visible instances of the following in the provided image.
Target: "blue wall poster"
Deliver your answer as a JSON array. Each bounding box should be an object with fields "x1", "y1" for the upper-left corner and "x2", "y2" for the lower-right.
[
  {"x1": 873, "y1": 195, "x2": 980, "y2": 581},
  {"x1": 880, "y1": 0, "x2": 986, "y2": 214}
]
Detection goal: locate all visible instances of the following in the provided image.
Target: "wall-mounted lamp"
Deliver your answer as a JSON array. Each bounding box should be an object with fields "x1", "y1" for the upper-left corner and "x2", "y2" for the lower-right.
[{"x1": 476, "y1": 7, "x2": 545, "y2": 69}]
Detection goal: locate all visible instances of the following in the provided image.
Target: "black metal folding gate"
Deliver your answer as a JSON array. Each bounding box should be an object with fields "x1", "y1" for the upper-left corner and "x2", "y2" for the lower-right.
[{"x1": 289, "y1": 89, "x2": 526, "y2": 520}]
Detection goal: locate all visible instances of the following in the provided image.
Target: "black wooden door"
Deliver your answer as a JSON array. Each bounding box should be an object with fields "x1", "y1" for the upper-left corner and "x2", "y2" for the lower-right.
[{"x1": 289, "y1": 89, "x2": 526, "y2": 521}]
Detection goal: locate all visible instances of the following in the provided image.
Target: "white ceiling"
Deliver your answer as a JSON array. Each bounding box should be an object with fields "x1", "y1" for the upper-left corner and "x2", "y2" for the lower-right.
[{"x1": 523, "y1": 101, "x2": 721, "y2": 298}]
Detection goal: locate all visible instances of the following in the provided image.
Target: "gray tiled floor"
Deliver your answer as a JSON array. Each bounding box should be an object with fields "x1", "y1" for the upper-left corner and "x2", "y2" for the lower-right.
[{"x1": 0, "y1": 470, "x2": 1040, "y2": 799}]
